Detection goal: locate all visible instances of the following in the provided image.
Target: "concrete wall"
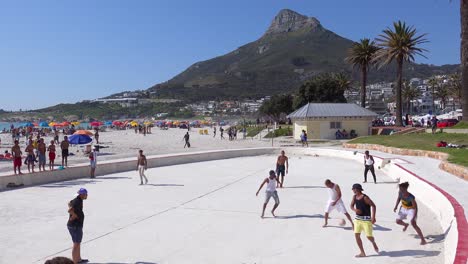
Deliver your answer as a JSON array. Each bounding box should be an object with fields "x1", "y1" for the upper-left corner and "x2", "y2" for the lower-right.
[
  {"x1": 293, "y1": 119, "x2": 372, "y2": 140},
  {"x1": 0, "y1": 148, "x2": 278, "y2": 192}
]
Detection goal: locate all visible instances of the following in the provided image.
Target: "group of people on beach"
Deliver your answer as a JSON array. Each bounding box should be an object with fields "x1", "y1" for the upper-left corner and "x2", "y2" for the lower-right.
[
  {"x1": 10, "y1": 134, "x2": 72, "y2": 174},
  {"x1": 256, "y1": 150, "x2": 427, "y2": 258}
]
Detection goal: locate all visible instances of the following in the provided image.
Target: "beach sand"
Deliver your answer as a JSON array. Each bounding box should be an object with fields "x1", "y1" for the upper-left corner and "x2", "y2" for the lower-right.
[{"x1": 0, "y1": 127, "x2": 273, "y2": 175}]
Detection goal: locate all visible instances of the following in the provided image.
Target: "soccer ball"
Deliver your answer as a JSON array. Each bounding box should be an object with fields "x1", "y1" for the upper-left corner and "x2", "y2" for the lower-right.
[{"x1": 339, "y1": 219, "x2": 346, "y2": 226}]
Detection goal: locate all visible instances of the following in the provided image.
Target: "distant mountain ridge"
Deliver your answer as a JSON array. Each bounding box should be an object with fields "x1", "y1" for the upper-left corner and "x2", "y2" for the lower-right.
[{"x1": 144, "y1": 9, "x2": 458, "y2": 101}]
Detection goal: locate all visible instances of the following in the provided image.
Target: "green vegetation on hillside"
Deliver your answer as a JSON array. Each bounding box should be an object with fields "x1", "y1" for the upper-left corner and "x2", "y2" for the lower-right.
[
  {"x1": 449, "y1": 122, "x2": 468, "y2": 129},
  {"x1": 264, "y1": 126, "x2": 293, "y2": 138},
  {"x1": 349, "y1": 133, "x2": 468, "y2": 167}
]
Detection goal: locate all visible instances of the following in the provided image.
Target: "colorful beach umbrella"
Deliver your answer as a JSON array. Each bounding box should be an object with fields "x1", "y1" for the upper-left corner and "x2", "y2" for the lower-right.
[
  {"x1": 22, "y1": 122, "x2": 34, "y2": 127},
  {"x1": 104, "y1": 121, "x2": 112, "y2": 126},
  {"x1": 49, "y1": 122, "x2": 57, "y2": 127},
  {"x1": 71, "y1": 121, "x2": 81, "y2": 126},
  {"x1": 74, "y1": 130, "x2": 94, "y2": 136},
  {"x1": 68, "y1": 134, "x2": 92, "y2": 145},
  {"x1": 39, "y1": 121, "x2": 49, "y2": 127},
  {"x1": 90, "y1": 121, "x2": 103, "y2": 127}
]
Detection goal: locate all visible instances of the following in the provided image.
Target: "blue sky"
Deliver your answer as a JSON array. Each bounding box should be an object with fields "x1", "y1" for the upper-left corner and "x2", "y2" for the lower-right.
[{"x1": 0, "y1": 0, "x2": 460, "y2": 111}]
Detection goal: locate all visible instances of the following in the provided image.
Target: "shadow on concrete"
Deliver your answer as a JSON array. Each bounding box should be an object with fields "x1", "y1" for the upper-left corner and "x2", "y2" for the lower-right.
[
  {"x1": 323, "y1": 225, "x2": 353, "y2": 231},
  {"x1": 275, "y1": 214, "x2": 323, "y2": 219},
  {"x1": 425, "y1": 220, "x2": 451, "y2": 244},
  {"x1": 145, "y1": 184, "x2": 185, "y2": 187},
  {"x1": 376, "y1": 181, "x2": 399, "y2": 184},
  {"x1": 282, "y1": 186, "x2": 326, "y2": 189},
  {"x1": 40, "y1": 180, "x2": 100, "y2": 188},
  {"x1": 377, "y1": 249, "x2": 441, "y2": 258},
  {"x1": 98, "y1": 176, "x2": 132, "y2": 180},
  {"x1": 373, "y1": 224, "x2": 392, "y2": 232}
]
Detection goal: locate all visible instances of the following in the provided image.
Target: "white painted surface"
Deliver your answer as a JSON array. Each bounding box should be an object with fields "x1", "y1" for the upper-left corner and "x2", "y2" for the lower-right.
[{"x1": 0, "y1": 155, "x2": 444, "y2": 264}]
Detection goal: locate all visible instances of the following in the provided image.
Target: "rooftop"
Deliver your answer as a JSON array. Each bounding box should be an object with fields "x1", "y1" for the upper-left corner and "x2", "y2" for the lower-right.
[{"x1": 287, "y1": 103, "x2": 378, "y2": 118}]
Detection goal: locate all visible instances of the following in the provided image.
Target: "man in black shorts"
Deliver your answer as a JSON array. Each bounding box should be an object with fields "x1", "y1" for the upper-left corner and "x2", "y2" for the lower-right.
[
  {"x1": 67, "y1": 188, "x2": 89, "y2": 263},
  {"x1": 61, "y1": 136, "x2": 70, "y2": 167},
  {"x1": 275, "y1": 150, "x2": 289, "y2": 188}
]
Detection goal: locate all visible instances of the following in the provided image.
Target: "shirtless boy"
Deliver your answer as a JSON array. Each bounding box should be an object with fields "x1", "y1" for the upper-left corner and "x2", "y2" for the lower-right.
[
  {"x1": 137, "y1": 150, "x2": 148, "y2": 185},
  {"x1": 25, "y1": 139, "x2": 35, "y2": 173},
  {"x1": 37, "y1": 138, "x2": 47, "y2": 171},
  {"x1": 61, "y1": 136, "x2": 70, "y2": 167},
  {"x1": 11, "y1": 140, "x2": 22, "y2": 175},
  {"x1": 48, "y1": 140, "x2": 56, "y2": 170},
  {"x1": 276, "y1": 150, "x2": 289, "y2": 188}
]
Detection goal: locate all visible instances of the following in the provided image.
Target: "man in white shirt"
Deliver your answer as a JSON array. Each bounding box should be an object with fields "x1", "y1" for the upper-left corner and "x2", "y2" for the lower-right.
[{"x1": 323, "y1": 179, "x2": 354, "y2": 228}]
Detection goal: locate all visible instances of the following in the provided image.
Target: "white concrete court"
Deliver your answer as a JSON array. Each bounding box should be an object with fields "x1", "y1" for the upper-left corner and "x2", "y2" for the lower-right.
[{"x1": 0, "y1": 155, "x2": 445, "y2": 264}]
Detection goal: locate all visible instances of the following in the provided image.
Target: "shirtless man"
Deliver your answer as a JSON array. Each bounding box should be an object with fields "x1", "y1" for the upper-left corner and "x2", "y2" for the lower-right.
[
  {"x1": 48, "y1": 140, "x2": 56, "y2": 171},
  {"x1": 25, "y1": 139, "x2": 35, "y2": 173},
  {"x1": 11, "y1": 140, "x2": 23, "y2": 175},
  {"x1": 61, "y1": 136, "x2": 70, "y2": 167},
  {"x1": 136, "y1": 150, "x2": 148, "y2": 185},
  {"x1": 37, "y1": 138, "x2": 47, "y2": 171},
  {"x1": 276, "y1": 150, "x2": 289, "y2": 188}
]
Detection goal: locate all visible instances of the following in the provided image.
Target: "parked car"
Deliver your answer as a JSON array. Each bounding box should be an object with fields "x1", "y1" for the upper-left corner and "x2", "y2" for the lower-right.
[{"x1": 437, "y1": 119, "x2": 459, "y2": 128}]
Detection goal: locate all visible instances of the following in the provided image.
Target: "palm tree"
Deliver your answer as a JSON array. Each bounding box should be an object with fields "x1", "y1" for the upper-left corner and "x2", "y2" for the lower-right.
[
  {"x1": 427, "y1": 77, "x2": 439, "y2": 114},
  {"x1": 402, "y1": 80, "x2": 421, "y2": 114},
  {"x1": 447, "y1": 73, "x2": 462, "y2": 109},
  {"x1": 434, "y1": 83, "x2": 450, "y2": 111},
  {"x1": 461, "y1": 0, "x2": 468, "y2": 121},
  {"x1": 374, "y1": 21, "x2": 428, "y2": 126},
  {"x1": 334, "y1": 72, "x2": 354, "y2": 92},
  {"x1": 345, "y1": 39, "x2": 379, "y2": 108}
]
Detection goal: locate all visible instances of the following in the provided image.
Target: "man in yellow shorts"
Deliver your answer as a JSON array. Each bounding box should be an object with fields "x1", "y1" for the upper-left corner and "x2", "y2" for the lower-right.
[{"x1": 350, "y1": 183, "x2": 379, "y2": 258}]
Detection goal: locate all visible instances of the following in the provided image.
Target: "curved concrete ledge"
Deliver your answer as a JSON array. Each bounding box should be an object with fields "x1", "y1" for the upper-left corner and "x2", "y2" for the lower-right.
[
  {"x1": 0, "y1": 147, "x2": 279, "y2": 192},
  {"x1": 285, "y1": 147, "x2": 466, "y2": 264},
  {"x1": 343, "y1": 143, "x2": 467, "y2": 180}
]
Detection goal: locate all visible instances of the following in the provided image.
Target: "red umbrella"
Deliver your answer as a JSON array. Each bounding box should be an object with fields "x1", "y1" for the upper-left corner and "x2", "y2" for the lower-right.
[{"x1": 90, "y1": 121, "x2": 103, "y2": 127}]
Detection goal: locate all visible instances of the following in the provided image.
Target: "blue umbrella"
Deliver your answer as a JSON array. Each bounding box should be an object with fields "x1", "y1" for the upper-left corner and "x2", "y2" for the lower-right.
[
  {"x1": 105, "y1": 121, "x2": 112, "y2": 126},
  {"x1": 22, "y1": 122, "x2": 34, "y2": 127},
  {"x1": 39, "y1": 121, "x2": 49, "y2": 127},
  {"x1": 68, "y1": 134, "x2": 92, "y2": 145}
]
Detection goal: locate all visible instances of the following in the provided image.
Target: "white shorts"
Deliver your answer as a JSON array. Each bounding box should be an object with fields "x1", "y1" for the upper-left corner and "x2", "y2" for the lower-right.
[
  {"x1": 325, "y1": 200, "x2": 347, "y2": 214},
  {"x1": 397, "y1": 207, "x2": 416, "y2": 221}
]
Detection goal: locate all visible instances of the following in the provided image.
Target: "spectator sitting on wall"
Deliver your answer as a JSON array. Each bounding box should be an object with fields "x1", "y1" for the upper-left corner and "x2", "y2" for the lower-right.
[
  {"x1": 342, "y1": 129, "x2": 349, "y2": 139},
  {"x1": 335, "y1": 130, "x2": 344, "y2": 139}
]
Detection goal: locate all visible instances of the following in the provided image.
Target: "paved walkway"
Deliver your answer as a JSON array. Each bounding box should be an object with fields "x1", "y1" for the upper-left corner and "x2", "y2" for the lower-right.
[{"x1": 0, "y1": 155, "x2": 444, "y2": 264}]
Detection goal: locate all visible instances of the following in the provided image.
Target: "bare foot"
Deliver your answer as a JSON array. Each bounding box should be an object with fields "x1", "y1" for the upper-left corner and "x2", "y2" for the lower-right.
[
  {"x1": 261, "y1": 214, "x2": 264, "y2": 219},
  {"x1": 373, "y1": 244, "x2": 379, "y2": 253},
  {"x1": 421, "y1": 240, "x2": 427, "y2": 245},
  {"x1": 363, "y1": 181, "x2": 367, "y2": 183},
  {"x1": 271, "y1": 210, "x2": 276, "y2": 217},
  {"x1": 403, "y1": 223, "x2": 409, "y2": 232},
  {"x1": 355, "y1": 253, "x2": 366, "y2": 258},
  {"x1": 322, "y1": 223, "x2": 328, "y2": 228}
]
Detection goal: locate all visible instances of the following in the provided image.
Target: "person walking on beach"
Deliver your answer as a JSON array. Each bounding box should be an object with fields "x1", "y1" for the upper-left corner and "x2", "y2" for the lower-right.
[
  {"x1": 323, "y1": 179, "x2": 354, "y2": 228},
  {"x1": 363, "y1": 151, "x2": 377, "y2": 183},
  {"x1": 11, "y1": 140, "x2": 23, "y2": 175},
  {"x1": 54, "y1": 130, "x2": 60, "y2": 145},
  {"x1": 350, "y1": 183, "x2": 379, "y2": 258},
  {"x1": 48, "y1": 140, "x2": 56, "y2": 171},
  {"x1": 67, "y1": 188, "x2": 89, "y2": 264},
  {"x1": 89, "y1": 146, "x2": 97, "y2": 179},
  {"x1": 213, "y1": 126, "x2": 217, "y2": 138},
  {"x1": 94, "y1": 130, "x2": 99, "y2": 144},
  {"x1": 183, "y1": 132, "x2": 190, "y2": 148},
  {"x1": 276, "y1": 150, "x2": 289, "y2": 188},
  {"x1": 256, "y1": 170, "x2": 281, "y2": 218},
  {"x1": 220, "y1": 127, "x2": 224, "y2": 139},
  {"x1": 37, "y1": 138, "x2": 47, "y2": 172},
  {"x1": 393, "y1": 182, "x2": 427, "y2": 245},
  {"x1": 61, "y1": 136, "x2": 70, "y2": 167},
  {"x1": 137, "y1": 150, "x2": 148, "y2": 185},
  {"x1": 25, "y1": 139, "x2": 35, "y2": 173},
  {"x1": 300, "y1": 130, "x2": 308, "y2": 147}
]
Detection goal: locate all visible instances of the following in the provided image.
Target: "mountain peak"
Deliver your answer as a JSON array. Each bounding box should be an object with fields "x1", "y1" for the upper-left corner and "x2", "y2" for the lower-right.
[{"x1": 264, "y1": 9, "x2": 321, "y2": 35}]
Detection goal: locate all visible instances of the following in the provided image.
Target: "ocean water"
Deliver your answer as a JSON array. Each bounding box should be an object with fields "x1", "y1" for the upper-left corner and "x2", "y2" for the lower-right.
[{"x1": 0, "y1": 122, "x2": 91, "y2": 131}]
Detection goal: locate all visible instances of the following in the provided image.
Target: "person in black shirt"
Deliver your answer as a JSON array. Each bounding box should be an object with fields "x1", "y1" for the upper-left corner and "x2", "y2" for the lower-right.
[
  {"x1": 183, "y1": 132, "x2": 190, "y2": 148},
  {"x1": 67, "y1": 188, "x2": 88, "y2": 264},
  {"x1": 350, "y1": 183, "x2": 379, "y2": 258}
]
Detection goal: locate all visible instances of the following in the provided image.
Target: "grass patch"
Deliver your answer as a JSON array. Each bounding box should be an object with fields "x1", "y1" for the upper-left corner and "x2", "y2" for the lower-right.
[
  {"x1": 264, "y1": 127, "x2": 293, "y2": 138},
  {"x1": 349, "y1": 133, "x2": 468, "y2": 167},
  {"x1": 240, "y1": 126, "x2": 264, "y2": 137},
  {"x1": 448, "y1": 121, "x2": 468, "y2": 129}
]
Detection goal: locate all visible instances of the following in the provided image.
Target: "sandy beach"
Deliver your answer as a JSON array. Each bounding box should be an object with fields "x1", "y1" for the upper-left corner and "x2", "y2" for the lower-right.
[{"x1": 0, "y1": 127, "x2": 277, "y2": 175}]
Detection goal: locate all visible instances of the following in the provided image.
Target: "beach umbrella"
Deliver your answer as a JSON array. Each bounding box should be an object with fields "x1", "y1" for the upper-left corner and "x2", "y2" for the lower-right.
[
  {"x1": 90, "y1": 121, "x2": 103, "y2": 127},
  {"x1": 49, "y1": 122, "x2": 56, "y2": 127},
  {"x1": 62, "y1": 121, "x2": 71, "y2": 126},
  {"x1": 39, "y1": 121, "x2": 49, "y2": 127},
  {"x1": 71, "y1": 121, "x2": 81, "y2": 126},
  {"x1": 105, "y1": 121, "x2": 112, "y2": 126},
  {"x1": 68, "y1": 134, "x2": 92, "y2": 145},
  {"x1": 130, "y1": 121, "x2": 139, "y2": 127},
  {"x1": 74, "y1": 130, "x2": 94, "y2": 136},
  {"x1": 23, "y1": 122, "x2": 34, "y2": 127},
  {"x1": 143, "y1": 121, "x2": 153, "y2": 126}
]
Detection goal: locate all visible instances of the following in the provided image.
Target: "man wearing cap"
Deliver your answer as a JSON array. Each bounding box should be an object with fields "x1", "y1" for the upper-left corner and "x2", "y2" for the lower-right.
[
  {"x1": 67, "y1": 188, "x2": 88, "y2": 264},
  {"x1": 256, "y1": 170, "x2": 281, "y2": 218},
  {"x1": 350, "y1": 183, "x2": 379, "y2": 258}
]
